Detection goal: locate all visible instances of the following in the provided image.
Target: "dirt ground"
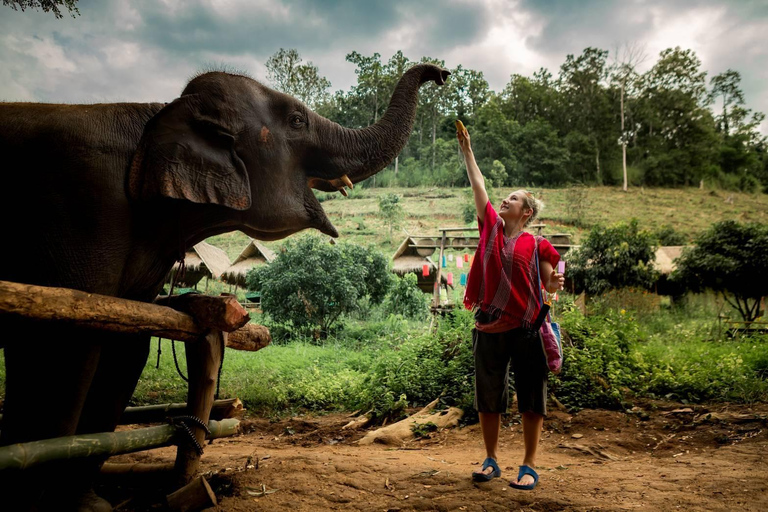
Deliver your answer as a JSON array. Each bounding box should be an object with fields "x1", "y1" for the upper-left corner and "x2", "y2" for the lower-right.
[{"x1": 104, "y1": 400, "x2": 768, "y2": 512}]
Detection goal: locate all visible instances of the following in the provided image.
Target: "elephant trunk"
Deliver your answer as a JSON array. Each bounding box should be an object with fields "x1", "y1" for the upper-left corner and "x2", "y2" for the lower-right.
[{"x1": 314, "y1": 63, "x2": 449, "y2": 191}]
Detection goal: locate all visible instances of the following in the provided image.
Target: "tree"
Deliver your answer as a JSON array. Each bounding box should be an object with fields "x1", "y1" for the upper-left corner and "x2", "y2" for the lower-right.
[
  {"x1": 568, "y1": 219, "x2": 659, "y2": 296},
  {"x1": 558, "y1": 47, "x2": 615, "y2": 184},
  {"x1": 635, "y1": 47, "x2": 718, "y2": 186},
  {"x1": 709, "y1": 69, "x2": 745, "y2": 137},
  {"x1": 611, "y1": 42, "x2": 647, "y2": 191},
  {"x1": 672, "y1": 221, "x2": 768, "y2": 322},
  {"x1": 265, "y1": 48, "x2": 331, "y2": 110},
  {"x1": 245, "y1": 235, "x2": 392, "y2": 337},
  {"x1": 378, "y1": 193, "x2": 404, "y2": 240},
  {"x1": 2, "y1": 0, "x2": 78, "y2": 18},
  {"x1": 384, "y1": 273, "x2": 429, "y2": 319}
]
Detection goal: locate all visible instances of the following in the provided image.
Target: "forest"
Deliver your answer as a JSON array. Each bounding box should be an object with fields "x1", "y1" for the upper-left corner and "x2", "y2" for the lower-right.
[{"x1": 266, "y1": 46, "x2": 768, "y2": 193}]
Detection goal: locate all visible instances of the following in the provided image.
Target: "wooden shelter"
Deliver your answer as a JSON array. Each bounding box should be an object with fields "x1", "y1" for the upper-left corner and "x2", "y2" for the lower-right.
[
  {"x1": 391, "y1": 236, "x2": 451, "y2": 294},
  {"x1": 170, "y1": 242, "x2": 231, "y2": 290},
  {"x1": 221, "y1": 239, "x2": 276, "y2": 288},
  {"x1": 653, "y1": 246, "x2": 685, "y2": 275}
]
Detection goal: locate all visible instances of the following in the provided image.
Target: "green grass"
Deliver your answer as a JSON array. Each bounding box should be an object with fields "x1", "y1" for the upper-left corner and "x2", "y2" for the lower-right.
[
  {"x1": 133, "y1": 338, "x2": 378, "y2": 417},
  {"x1": 208, "y1": 186, "x2": 768, "y2": 262}
]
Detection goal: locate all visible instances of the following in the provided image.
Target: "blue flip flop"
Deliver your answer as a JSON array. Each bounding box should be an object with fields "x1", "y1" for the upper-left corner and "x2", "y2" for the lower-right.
[
  {"x1": 510, "y1": 465, "x2": 539, "y2": 490},
  {"x1": 472, "y1": 457, "x2": 501, "y2": 482}
]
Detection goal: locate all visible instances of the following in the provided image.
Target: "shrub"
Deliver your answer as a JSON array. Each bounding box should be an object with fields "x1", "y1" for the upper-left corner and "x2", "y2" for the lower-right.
[
  {"x1": 384, "y1": 273, "x2": 430, "y2": 319},
  {"x1": 568, "y1": 219, "x2": 659, "y2": 295},
  {"x1": 246, "y1": 235, "x2": 392, "y2": 338},
  {"x1": 672, "y1": 220, "x2": 768, "y2": 322}
]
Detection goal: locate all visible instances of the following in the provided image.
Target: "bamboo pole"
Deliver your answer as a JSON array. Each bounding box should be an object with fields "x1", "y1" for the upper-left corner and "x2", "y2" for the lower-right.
[
  {"x1": 0, "y1": 419, "x2": 239, "y2": 472},
  {"x1": 119, "y1": 398, "x2": 243, "y2": 425},
  {"x1": 433, "y1": 230, "x2": 447, "y2": 308}
]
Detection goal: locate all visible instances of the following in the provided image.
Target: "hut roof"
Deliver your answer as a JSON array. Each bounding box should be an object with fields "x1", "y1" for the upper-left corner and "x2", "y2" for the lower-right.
[
  {"x1": 653, "y1": 246, "x2": 685, "y2": 275},
  {"x1": 391, "y1": 237, "x2": 450, "y2": 287},
  {"x1": 171, "y1": 241, "x2": 231, "y2": 287},
  {"x1": 221, "y1": 239, "x2": 276, "y2": 286}
]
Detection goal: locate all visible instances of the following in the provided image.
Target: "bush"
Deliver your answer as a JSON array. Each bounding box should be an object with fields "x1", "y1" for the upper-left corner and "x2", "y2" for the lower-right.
[
  {"x1": 354, "y1": 309, "x2": 475, "y2": 422},
  {"x1": 384, "y1": 273, "x2": 430, "y2": 319},
  {"x1": 246, "y1": 235, "x2": 392, "y2": 338},
  {"x1": 568, "y1": 219, "x2": 659, "y2": 295},
  {"x1": 672, "y1": 220, "x2": 768, "y2": 322}
]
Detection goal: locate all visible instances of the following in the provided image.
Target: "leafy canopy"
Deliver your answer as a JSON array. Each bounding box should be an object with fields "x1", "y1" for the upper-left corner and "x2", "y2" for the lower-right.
[
  {"x1": 245, "y1": 235, "x2": 392, "y2": 337},
  {"x1": 672, "y1": 220, "x2": 768, "y2": 322},
  {"x1": 569, "y1": 219, "x2": 659, "y2": 295},
  {"x1": 2, "y1": 0, "x2": 78, "y2": 18}
]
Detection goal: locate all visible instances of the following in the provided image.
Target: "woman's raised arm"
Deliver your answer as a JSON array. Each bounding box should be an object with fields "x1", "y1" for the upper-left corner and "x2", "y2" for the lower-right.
[{"x1": 456, "y1": 121, "x2": 489, "y2": 224}]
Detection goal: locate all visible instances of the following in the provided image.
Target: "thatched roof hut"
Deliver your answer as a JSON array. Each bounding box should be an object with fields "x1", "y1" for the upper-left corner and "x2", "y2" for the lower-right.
[
  {"x1": 171, "y1": 241, "x2": 231, "y2": 288},
  {"x1": 221, "y1": 239, "x2": 277, "y2": 287},
  {"x1": 653, "y1": 246, "x2": 685, "y2": 275},
  {"x1": 392, "y1": 236, "x2": 452, "y2": 293}
]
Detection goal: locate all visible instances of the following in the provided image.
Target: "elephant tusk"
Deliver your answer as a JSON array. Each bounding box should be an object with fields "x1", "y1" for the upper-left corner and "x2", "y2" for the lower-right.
[
  {"x1": 338, "y1": 187, "x2": 348, "y2": 197},
  {"x1": 340, "y1": 174, "x2": 354, "y2": 189}
]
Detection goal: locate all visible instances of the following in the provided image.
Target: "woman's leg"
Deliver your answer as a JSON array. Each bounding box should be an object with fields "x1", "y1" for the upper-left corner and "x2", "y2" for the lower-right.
[
  {"x1": 509, "y1": 328, "x2": 548, "y2": 486},
  {"x1": 474, "y1": 412, "x2": 501, "y2": 476},
  {"x1": 516, "y1": 411, "x2": 544, "y2": 485},
  {"x1": 472, "y1": 328, "x2": 512, "y2": 477}
]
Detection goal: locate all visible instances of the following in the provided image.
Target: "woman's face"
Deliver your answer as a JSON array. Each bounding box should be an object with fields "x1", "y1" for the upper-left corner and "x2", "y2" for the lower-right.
[{"x1": 498, "y1": 189, "x2": 532, "y2": 227}]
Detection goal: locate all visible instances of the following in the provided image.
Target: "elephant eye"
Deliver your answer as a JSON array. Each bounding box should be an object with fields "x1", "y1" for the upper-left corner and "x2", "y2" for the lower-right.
[{"x1": 289, "y1": 113, "x2": 305, "y2": 128}]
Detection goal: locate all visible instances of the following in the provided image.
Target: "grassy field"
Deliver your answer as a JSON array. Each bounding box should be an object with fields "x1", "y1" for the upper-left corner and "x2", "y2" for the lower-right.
[
  {"x1": 208, "y1": 185, "x2": 768, "y2": 261},
  {"x1": 1, "y1": 185, "x2": 766, "y2": 417}
]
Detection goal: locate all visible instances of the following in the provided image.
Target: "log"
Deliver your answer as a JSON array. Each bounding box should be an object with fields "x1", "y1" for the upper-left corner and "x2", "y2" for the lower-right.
[
  {"x1": 0, "y1": 280, "x2": 201, "y2": 342},
  {"x1": 119, "y1": 398, "x2": 244, "y2": 425},
  {"x1": 0, "y1": 280, "x2": 269, "y2": 345},
  {"x1": 174, "y1": 330, "x2": 223, "y2": 485},
  {"x1": 357, "y1": 399, "x2": 464, "y2": 446},
  {"x1": 0, "y1": 419, "x2": 240, "y2": 472},
  {"x1": 225, "y1": 323, "x2": 271, "y2": 351},
  {"x1": 166, "y1": 475, "x2": 217, "y2": 512},
  {"x1": 101, "y1": 462, "x2": 175, "y2": 476},
  {"x1": 154, "y1": 294, "x2": 249, "y2": 333}
]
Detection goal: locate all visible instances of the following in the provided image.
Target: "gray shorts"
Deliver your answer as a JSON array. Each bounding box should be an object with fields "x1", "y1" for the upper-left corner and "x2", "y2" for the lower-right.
[{"x1": 472, "y1": 326, "x2": 548, "y2": 416}]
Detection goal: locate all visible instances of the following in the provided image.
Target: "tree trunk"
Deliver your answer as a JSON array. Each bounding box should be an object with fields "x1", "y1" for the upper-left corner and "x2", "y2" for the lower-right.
[
  {"x1": 621, "y1": 81, "x2": 628, "y2": 192},
  {"x1": 595, "y1": 145, "x2": 601, "y2": 185}
]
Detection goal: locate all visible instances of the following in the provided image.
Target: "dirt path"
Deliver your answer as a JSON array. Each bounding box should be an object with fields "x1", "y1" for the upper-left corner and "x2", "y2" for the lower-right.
[{"x1": 108, "y1": 402, "x2": 768, "y2": 511}]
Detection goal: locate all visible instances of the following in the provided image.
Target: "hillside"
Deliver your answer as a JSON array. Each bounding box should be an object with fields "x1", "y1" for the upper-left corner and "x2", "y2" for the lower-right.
[{"x1": 207, "y1": 186, "x2": 768, "y2": 261}]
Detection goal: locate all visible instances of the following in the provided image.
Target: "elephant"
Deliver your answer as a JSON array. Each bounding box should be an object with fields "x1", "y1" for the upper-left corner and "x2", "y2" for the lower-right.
[{"x1": 0, "y1": 62, "x2": 449, "y2": 510}]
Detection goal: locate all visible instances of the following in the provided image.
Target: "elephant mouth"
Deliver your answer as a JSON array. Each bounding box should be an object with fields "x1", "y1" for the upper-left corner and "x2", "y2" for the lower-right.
[{"x1": 306, "y1": 174, "x2": 354, "y2": 197}]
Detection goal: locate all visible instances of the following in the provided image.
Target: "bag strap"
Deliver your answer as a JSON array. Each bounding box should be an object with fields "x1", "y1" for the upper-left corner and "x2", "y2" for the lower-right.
[{"x1": 534, "y1": 237, "x2": 553, "y2": 323}]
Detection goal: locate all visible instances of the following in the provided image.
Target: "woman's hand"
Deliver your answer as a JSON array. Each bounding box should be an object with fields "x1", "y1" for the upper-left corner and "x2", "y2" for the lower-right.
[
  {"x1": 547, "y1": 269, "x2": 565, "y2": 293},
  {"x1": 456, "y1": 120, "x2": 472, "y2": 154}
]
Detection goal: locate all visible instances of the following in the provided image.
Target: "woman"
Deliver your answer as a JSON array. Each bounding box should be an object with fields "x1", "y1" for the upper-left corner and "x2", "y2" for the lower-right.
[{"x1": 457, "y1": 122, "x2": 563, "y2": 490}]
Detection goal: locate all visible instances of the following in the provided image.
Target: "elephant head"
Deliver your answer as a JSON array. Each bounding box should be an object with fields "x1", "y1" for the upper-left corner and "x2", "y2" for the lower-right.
[{"x1": 128, "y1": 63, "x2": 449, "y2": 241}]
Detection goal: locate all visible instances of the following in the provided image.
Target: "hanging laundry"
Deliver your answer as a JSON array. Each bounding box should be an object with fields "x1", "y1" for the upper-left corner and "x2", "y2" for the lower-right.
[
  {"x1": 442, "y1": 255, "x2": 446, "y2": 268},
  {"x1": 448, "y1": 254, "x2": 454, "y2": 262},
  {"x1": 464, "y1": 253, "x2": 469, "y2": 262},
  {"x1": 447, "y1": 272, "x2": 454, "y2": 286},
  {"x1": 460, "y1": 273, "x2": 467, "y2": 286},
  {"x1": 422, "y1": 264, "x2": 429, "y2": 277},
  {"x1": 457, "y1": 258, "x2": 463, "y2": 269}
]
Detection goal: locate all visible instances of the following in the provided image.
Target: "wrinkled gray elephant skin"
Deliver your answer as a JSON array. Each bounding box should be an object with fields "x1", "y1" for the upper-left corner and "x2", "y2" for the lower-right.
[{"x1": 0, "y1": 63, "x2": 449, "y2": 510}]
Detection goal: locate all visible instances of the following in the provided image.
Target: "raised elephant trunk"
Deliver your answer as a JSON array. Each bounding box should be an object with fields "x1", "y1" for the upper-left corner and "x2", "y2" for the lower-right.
[{"x1": 313, "y1": 63, "x2": 449, "y2": 192}]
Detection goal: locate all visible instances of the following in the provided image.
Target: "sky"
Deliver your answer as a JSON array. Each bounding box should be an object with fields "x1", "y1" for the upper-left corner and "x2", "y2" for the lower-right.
[{"x1": 1, "y1": 0, "x2": 767, "y2": 132}]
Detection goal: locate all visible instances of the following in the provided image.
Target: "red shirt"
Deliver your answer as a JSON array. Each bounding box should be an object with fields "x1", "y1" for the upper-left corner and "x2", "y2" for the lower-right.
[{"x1": 463, "y1": 201, "x2": 560, "y2": 331}]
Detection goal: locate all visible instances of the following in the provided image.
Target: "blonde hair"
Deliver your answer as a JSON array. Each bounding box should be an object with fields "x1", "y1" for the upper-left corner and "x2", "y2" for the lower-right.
[{"x1": 521, "y1": 191, "x2": 544, "y2": 227}]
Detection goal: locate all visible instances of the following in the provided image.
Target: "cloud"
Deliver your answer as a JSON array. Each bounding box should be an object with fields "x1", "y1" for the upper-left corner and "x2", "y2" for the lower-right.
[{"x1": 0, "y1": 0, "x2": 765, "y2": 131}]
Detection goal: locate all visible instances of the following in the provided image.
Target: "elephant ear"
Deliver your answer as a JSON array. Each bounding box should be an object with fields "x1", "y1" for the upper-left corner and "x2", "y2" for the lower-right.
[{"x1": 128, "y1": 95, "x2": 251, "y2": 210}]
